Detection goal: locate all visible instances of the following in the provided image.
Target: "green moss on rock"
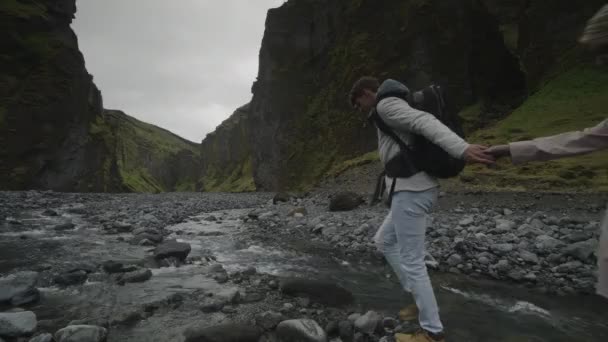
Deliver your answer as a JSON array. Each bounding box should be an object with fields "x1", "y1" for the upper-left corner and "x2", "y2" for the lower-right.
[
  {"x1": 453, "y1": 65, "x2": 608, "y2": 192},
  {"x1": 0, "y1": 0, "x2": 47, "y2": 19}
]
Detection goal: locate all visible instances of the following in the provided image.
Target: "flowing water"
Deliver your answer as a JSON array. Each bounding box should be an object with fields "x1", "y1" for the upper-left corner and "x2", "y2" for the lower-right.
[{"x1": 1, "y1": 205, "x2": 607, "y2": 341}]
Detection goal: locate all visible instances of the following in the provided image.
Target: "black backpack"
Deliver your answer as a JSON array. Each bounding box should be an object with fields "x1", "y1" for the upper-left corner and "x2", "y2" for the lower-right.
[{"x1": 369, "y1": 84, "x2": 466, "y2": 179}]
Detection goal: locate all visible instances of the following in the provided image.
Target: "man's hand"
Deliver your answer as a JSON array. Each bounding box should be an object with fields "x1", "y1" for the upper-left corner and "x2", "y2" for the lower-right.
[
  {"x1": 486, "y1": 145, "x2": 511, "y2": 159},
  {"x1": 463, "y1": 144, "x2": 494, "y2": 165}
]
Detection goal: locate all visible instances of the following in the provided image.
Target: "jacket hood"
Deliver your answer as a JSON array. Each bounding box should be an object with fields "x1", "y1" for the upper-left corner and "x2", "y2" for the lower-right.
[{"x1": 377, "y1": 79, "x2": 410, "y2": 98}]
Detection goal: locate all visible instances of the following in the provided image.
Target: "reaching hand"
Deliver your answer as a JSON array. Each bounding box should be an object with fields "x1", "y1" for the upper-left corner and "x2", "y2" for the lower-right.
[
  {"x1": 463, "y1": 144, "x2": 495, "y2": 165},
  {"x1": 486, "y1": 145, "x2": 511, "y2": 159}
]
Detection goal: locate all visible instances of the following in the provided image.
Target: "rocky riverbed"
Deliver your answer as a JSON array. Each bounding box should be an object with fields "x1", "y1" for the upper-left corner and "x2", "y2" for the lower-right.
[{"x1": 0, "y1": 190, "x2": 607, "y2": 342}]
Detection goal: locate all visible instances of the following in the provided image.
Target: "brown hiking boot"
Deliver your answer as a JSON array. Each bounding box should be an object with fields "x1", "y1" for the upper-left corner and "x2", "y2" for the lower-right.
[
  {"x1": 398, "y1": 304, "x2": 419, "y2": 321},
  {"x1": 395, "y1": 329, "x2": 446, "y2": 342}
]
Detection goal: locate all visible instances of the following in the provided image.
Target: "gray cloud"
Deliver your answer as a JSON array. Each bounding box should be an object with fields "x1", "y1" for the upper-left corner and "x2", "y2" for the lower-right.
[{"x1": 72, "y1": 0, "x2": 284, "y2": 142}]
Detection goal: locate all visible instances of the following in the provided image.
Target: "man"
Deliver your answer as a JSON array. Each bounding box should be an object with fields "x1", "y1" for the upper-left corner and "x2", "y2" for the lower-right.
[
  {"x1": 349, "y1": 77, "x2": 493, "y2": 342},
  {"x1": 487, "y1": 3, "x2": 608, "y2": 299}
]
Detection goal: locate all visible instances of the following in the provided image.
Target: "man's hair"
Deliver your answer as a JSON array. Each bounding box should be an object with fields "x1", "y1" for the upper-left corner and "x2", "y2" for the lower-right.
[{"x1": 349, "y1": 76, "x2": 379, "y2": 107}]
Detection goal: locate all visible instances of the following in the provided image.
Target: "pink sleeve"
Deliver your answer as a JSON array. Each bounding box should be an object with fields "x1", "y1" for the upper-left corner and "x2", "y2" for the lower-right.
[{"x1": 509, "y1": 119, "x2": 608, "y2": 165}]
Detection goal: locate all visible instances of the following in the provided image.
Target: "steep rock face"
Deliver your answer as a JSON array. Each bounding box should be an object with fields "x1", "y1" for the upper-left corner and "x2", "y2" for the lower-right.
[
  {"x1": 199, "y1": 104, "x2": 254, "y2": 192},
  {"x1": 0, "y1": 0, "x2": 202, "y2": 192},
  {"x1": 250, "y1": 0, "x2": 527, "y2": 191},
  {"x1": 0, "y1": 0, "x2": 109, "y2": 191},
  {"x1": 94, "y1": 110, "x2": 201, "y2": 193},
  {"x1": 245, "y1": 0, "x2": 605, "y2": 191}
]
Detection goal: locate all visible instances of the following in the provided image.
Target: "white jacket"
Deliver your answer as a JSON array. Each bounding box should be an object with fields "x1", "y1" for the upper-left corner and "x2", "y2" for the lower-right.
[{"x1": 375, "y1": 95, "x2": 469, "y2": 192}]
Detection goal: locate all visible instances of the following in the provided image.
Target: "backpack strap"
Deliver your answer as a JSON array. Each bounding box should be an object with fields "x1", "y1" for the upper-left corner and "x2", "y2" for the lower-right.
[{"x1": 368, "y1": 110, "x2": 411, "y2": 153}]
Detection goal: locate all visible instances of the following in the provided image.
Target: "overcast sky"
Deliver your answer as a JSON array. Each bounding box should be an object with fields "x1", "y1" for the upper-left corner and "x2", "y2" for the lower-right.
[{"x1": 72, "y1": 0, "x2": 284, "y2": 143}]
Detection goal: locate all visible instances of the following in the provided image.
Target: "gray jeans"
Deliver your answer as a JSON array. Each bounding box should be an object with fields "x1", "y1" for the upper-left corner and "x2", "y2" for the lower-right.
[{"x1": 374, "y1": 188, "x2": 443, "y2": 333}]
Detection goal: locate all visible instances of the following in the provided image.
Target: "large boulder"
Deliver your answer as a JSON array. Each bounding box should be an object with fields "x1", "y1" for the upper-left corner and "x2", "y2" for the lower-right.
[
  {"x1": 117, "y1": 269, "x2": 152, "y2": 284},
  {"x1": 0, "y1": 271, "x2": 40, "y2": 306},
  {"x1": 255, "y1": 311, "x2": 285, "y2": 330},
  {"x1": 154, "y1": 241, "x2": 191, "y2": 261},
  {"x1": 563, "y1": 238, "x2": 598, "y2": 261},
  {"x1": 280, "y1": 278, "x2": 353, "y2": 307},
  {"x1": 183, "y1": 323, "x2": 261, "y2": 342},
  {"x1": 54, "y1": 270, "x2": 88, "y2": 287},
  {"x1": 273, "y1": 192, "x2": 292, "y2": 204},
  {"x1": 276, "y1": 319, "x2": 327, "y2": 342},
  {"x1": 329, "y1": 192, "x2": 364, "y2": 212},
  {"x1": 29, "y1": 333, "x2": 54, "y2": 342},
  {"x1": 354, "y1": 311, "x2": 382, "y2": 335},
  {"x1": 0, "y1": 311, "x2": 37, "y2": 337},
  {"x1": 54, "y1": 325, "x2": 107, "y2": 342}
]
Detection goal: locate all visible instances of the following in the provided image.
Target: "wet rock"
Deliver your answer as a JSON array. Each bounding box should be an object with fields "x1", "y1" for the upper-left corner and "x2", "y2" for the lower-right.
[
  {"x1": 447, "y1": 254, "x2": 463, "y2": 266},
  {"x1": 563, "y1": 238, "x2": 597, "y2": 261},
  {"x1": 276, "y1": 319, "x2": 327, "y2": 342},
  {"x1": 42, "y1": 209, "x2": 58, "y2": 216},
  {"x1": 117, "y1": 269, "x2": 152, "y2": 284},
  {"x1": 554, "y1": 261, "x2": 583, "y2": 273},
  {"x1": 255, "y1": 311, "x2": 285, "y2": 330},
  {"x1": 354, "y1": 223, "x2": 371, "y2": 236},
  {"x1": 281, "y1": 303, "x2": 295, "y2": 313},
  {"x1": 495, "y1": 219, "x2": 516, "y2": 232},
  {"x1": 216, "y1": 288, "x2": 241, "y2": 304},
  {"x1": 110, "y1": 309, "x2": 145, "y2": 326},
  {"x1": 200, "y1": 299, "x2": 224, "y2": 313},
  {"x1": 273, "y1": 192, "x2": 291, "y2": 204},
  {"x1": 242, "y1": 266, "x2": 257, "y2": 276},
  {"x1": 338, "y1": 320, "x2": 354, "y2": 340},
  {"x1": 268, "y1": 280, "x2": 279, "y2": 289},
  {"x1": 477, "y1": 255, "x2": 492, "y2": 265},
  {"x1": 519, "y1": 251, "x2": 540, "y2": 264},
  {"x1": 564, "y1": 231, "x2": 590, "y2": 243},
  {"x1": 101, "y1": 261, "x2": 125, "y2": 274},
  {"x1": 493, "y1": 260, "x2": 510, "y2": 272},
  {"x1": 289, "y1": 207, "x2": 308, "y2": 217},
  {"x1": 54, "y1": 270, "x2": 88, "y2": 287},
  {"x1": 54, "y1": 325, "x2": 107, "y2": 342},
  {"x1": 242, "y1": 291, "x2": 265, "y2": 303},
  {"x1": 491, "y1": 243, "x2": 514, "y2": 254},
  {"x1": 0, "y1": 311, "x2": 37, "y2": 337},
  {"x1": 184, "y1": 323, "x2": 261, "y2": 342},
  {"x1": 329, "y1": 192, "x2": 364, "y2": 212},
  {"x1": 424, "y1": 254, "x2": 439, "y2": 269},
  {"x1": 213, "y1": 273, "x2": 229, "y2": 284},
  {"x1": 29, "y1": 333, "x2": 53, "y2": 342},
  {"x1": 459, "y1": 217, "x2": 474, "y2": 226},
  {"x1": 53, "y1": 222, "x2": 75, "y2": 231},
  {"x1": 280, "y1": 278, "x2": 354, "y2": 307},
  {"x1": 354, "y1": 310, "x2": 382, "y2": 334},
  {"x1": 347, "y1": 313, "x2": 362, "y2": 322},
  {"x1": 222, "y1": 305, "x2": 236, "y2": 314},
  {"x1": 68, "y1": 263, "x2": 97, "y2": 274},
  {"x1": 154, "y1": 241, "x2": 191, "y2": 261},
  {"x1": 113, "y1": 222, "x2": 133, "y2": 233},
  {"x1": 0, "y1": 271, "x2": 40, "y2": 306},
  {"x1": 132, "y1": 228, "x2": 163, "y2": 243},
  {"x1": 321, "y1": 226, "x2": 338, "y2": 237},
  {"x1": 535, "y1": 235, "x2": 563, "y2": 251},
  {"x1": 67, "y1": 318, "x2": 109, "y2": 329},
  {"x1": 383, "y1": 317, "x2": 399, "y2": 331},
  {"x1": 508, "y1": 269, "x2": 525, "y2": 281}
]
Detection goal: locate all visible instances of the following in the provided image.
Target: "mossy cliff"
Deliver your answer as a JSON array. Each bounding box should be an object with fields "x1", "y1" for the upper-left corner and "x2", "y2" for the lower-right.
[
  {"x1": 91, "y1": 110, "x2": 202, "y2": 193},
  {"x1": 238, "y1": 0, "x2": 606, "y2": 191},
  {"x1": 0, "y1": 0, "x2": 202, "y2": 192},
  {"x1": 199, "y1": 104, "x2": 255, "y2": 192}
]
